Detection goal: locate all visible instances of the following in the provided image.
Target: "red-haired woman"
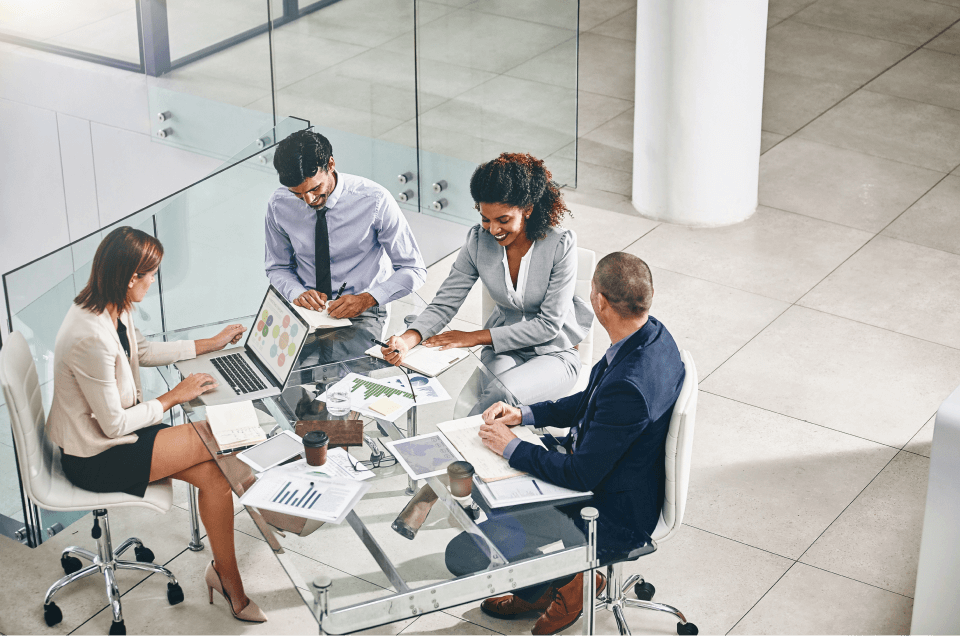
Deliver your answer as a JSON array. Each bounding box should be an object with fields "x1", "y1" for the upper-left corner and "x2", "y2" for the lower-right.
[
  {"x1": 46, "y1": 227, "x2": 266, "y2": 623},
  {"x1": 382, "y1": 153, "x2": 592, "y2": 413}
]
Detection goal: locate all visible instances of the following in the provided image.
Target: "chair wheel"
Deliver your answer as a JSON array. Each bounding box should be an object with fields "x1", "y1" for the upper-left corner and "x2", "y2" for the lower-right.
[
  {"x1": 677, "y1": 621, "x2": 698, "y2": 635},
  {"x1": 43, "y1": 602, "x2": 63, "y2": 627},
  {"x1": 635, "y1": 580, "x2": 656, "y2": 601},
  {"x1": 61, "y1": 554, "x2": 83, "y2": 575},
  {"x1": 109, "y1": 619, "x2": 126, "y2": 635},
  {"x1": 134, "y1": 545, "x2": 155, "y2": 563},
  {"x1": 167, "y1": 582, "x2": 184, "y2": 605}
]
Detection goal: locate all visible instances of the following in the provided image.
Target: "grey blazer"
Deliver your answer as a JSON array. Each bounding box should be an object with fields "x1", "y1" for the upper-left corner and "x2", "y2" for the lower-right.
[{"x1": 410, "y1": 225, "x2": 593, "y2": 355}]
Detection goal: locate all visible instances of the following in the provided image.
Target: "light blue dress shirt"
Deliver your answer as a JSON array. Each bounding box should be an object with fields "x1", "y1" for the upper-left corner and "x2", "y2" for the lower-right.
[
  {"x1": 264, "y1": 171, "x2": 427, "y2": 305},
  {"x1": 503, "y1": 331, "x2": 633, "y2": 460}
]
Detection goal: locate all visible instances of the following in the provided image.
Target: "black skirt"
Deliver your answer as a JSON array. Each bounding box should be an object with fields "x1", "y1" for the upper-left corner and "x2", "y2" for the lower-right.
[{"x1": 61, "y1": 424, "x2": 169, "y2": 499}]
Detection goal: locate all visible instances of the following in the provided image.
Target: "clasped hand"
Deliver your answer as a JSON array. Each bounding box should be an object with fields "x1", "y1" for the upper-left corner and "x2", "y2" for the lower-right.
[
  {"x1": 478, "y1": 401, "x2": 521, "y2": 456},
  {"x1": 295, "y1": 290, "x2": 375, "y2": 319}
]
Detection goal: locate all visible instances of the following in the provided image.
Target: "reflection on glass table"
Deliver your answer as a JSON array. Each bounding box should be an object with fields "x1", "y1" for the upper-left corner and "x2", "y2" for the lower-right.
[{"x1": 149, "y1": 307, "x2": 631, "y2": 635}]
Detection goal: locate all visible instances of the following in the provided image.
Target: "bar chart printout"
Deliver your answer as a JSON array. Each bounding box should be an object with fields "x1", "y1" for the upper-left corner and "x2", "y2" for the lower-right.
[
  {"x1": 239, "y1": 472, "x2": 371, "y2": 523},
  {"x1": 319, "y1": 373, "x2": 416, "y2": 421}
]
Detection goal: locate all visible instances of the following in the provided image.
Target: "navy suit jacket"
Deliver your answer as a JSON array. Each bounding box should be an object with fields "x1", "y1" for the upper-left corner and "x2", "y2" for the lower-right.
[{"x1": 508, "y1": 316, "x2": 685, "y2": 541}]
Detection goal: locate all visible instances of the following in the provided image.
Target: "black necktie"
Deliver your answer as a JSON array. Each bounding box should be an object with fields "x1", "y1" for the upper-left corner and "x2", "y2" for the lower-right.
[{"x1": 314, "y1": 206, "x2": 332, "y2": 297}]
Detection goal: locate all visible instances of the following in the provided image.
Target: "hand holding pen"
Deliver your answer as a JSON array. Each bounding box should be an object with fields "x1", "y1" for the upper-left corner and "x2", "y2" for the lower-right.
[{"x1": 373, "y1": 336, "x2": 409, "y2": 367}]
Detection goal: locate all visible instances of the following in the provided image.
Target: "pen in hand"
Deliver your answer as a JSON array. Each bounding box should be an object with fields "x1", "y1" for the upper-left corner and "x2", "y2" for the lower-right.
[
  {"x1": 371, "y1": 338, "x2": 399, "y2": 354},
  {"x1": 332, "y1": 282, "x2": 347, "y2": 301}
]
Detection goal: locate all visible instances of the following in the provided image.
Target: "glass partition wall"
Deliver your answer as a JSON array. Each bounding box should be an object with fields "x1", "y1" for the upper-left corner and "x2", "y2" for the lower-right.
[{"x1": 1, "y1": 0, "x2": 579, "y2": 545}]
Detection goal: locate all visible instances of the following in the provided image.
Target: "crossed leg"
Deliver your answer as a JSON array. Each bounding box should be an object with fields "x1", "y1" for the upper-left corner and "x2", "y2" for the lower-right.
[{"x1": 148, "y1": 425, "x2": 249, "y2": 614}]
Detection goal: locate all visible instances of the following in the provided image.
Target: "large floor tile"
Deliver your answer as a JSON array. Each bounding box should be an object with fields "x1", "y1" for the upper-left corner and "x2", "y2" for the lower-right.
[
  {"x1": 505, "y1": 38, "x2": 578, "y2": 90},
  {"x1": 45, "y1": 9, "x2": 141, "y2": 64},
  {"x1": 761, "y1": 69, "x2": 856, "y2": 135},
  {"x1": 589, "y1": 5, "x2": 636, "y2": 42},
  {"x1": 765, "y1": 21, "x2": 913, "y2": 85},
  {"x1": 576, "y1": 91, "x2": 633, "y2": 137},
  {"x1": 759, "y1": 137, "x2": 943, "y2": 232},
  {"x1": 702, "y1": 305, "x2": 960, "y2": 448},
  {"x1": 577, "y1": 0, "x2": 637, "y2": 31},
  {"x1": 467, "y1": 0, "x2": 579, "y2": 31},
  {"x1": 611, "y1": 525, "x2": 793, "y2": 635},
  {"x1": 626, "y1": 206, "x2": 872, "y2": 303},
  {"x1": 403, "y1": 610, "x2": 500, "y2": 635},
  {"x1": 801, "y1": 451, "x2": 928, "y2": 597},
  {"x1": 868, "y1": 48, "x2": 960, "y2": 112},
  {"x1": 768, "y1": 0, "x2": 819, "y2": 21},
  {"x1": 553, "y1": 137, "x2": 632, "y2": 173},
  {"x1": 883, "y1": 175, "x2": 960, "y2": 256},
  {"x1": 760, "y1": 131, "x2": 786, "y2": 153},
  {"x1": 550, "y1": 157, "x2": 631, "y2": 197},
  {"x1": 581, "y1": 108, "x2": 633, "y2": 153},
  {"x1": 577, "y1": 32, "x2": 636, "y2": 101},
  {"x1": 926, "y1": 20, "x2": 960, "y2": 55},
  {"x1": 644, "y1": 268, "x2": 789, "y2": 378},
  {"x1": 904, "y1": 415, "x2": 935, "y2": 458},
  {"x1": 563, "y1": 202, "x2": 658, "y2": 258},
  {"x1": 798, "y1": 89, "x2": 960, "y2": 173},
  {"x1": 730, "y1": 563, "x2": 913, "y2": 634},
  {"x1": 800, "y1": 235, "x2": 960, "y2": 349},
  {"x1": 685, "y1": 393, "x2": 897, "y2": 558},
  {"x1": 71, "y1": 529, "x2": 316, "y2": 635},
  {"x1": 792, "y1": 0, "x2": 960, "y2": 46}
]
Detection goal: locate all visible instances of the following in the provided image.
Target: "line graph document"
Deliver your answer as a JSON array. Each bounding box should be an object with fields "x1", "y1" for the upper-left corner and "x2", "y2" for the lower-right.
[{"x1": 437, "y1": 416, "x2": 548, "y2": 482}]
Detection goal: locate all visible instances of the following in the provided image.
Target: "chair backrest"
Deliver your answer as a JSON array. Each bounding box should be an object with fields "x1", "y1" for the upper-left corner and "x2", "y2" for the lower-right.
[
  {"x1": 481, "y1": 246, "x2": 596, "y2": 365},
  {"x1": 0, "y1": 331, "x2": 56, "y2": 508},
  {"x1": 654, "y1": 349, "x2": 698, "y2": 543}
]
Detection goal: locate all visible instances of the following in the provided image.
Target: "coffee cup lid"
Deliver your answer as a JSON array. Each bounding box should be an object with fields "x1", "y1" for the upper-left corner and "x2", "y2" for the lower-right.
[
  {"x1": 447, "y1": 461, "x2": 475, "y2": 478},
  {"x1": 303, "y1": 431, "x2": 329, "y2": 447}
]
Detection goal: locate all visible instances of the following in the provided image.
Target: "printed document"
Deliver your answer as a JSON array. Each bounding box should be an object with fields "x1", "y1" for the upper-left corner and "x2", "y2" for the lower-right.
[
  {"x1": 294, "y1": 305, "x2": 352, "y2": 331},
  {"x1": 365, "y1": 342, "x2": 470, "y2": 377},
  {"x1": 437, "y1": 416, "x2": 547, "y2": 482},
  {"x1": 475, "y1": 474, "x2": 592, "y2": 508},
  {"x1": 239, "y1": 470, "x2": 369, "y2": 524}
]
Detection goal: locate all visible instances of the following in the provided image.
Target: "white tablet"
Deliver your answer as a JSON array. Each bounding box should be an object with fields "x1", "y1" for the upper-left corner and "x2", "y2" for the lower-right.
[
  {"x1": 384, "y1": 432, "x2": 464, "y2": 480},
  {"x1": 236, "y1": 430, "x2": 304, "y2": 473}
]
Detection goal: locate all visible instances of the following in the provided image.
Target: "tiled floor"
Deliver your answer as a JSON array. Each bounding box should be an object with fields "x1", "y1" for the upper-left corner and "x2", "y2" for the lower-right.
[{"x1": 3, "y1": 0, "x2": 960, "y2": 634}]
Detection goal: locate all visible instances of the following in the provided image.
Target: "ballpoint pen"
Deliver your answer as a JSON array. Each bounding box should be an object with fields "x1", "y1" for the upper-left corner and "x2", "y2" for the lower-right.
[
  {"x1": 370, "y1": 337, "x2": 399, "y2": 354},
  {"x1": 332, "y1": 282, "x2": 347, "y2": 300},
  {"x1": 531, "y1": 479, "x2": 543, "y2": 495}
]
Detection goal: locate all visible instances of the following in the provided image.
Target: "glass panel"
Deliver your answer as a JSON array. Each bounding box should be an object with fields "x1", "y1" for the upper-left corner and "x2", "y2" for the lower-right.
[
  {"x1": 0, "y1": 0, "x2": 141, "y2": 66},
  {"x1": 414, "y1": 0, "x2": 580, "y2": 224}
]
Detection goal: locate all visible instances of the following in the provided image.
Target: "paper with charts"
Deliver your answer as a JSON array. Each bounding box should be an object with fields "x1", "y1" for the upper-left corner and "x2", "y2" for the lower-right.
[
  {"x1": 437, "y1": 416, "x2": 548, "y2": 482},
  {"x1": 318, "y1": 372, "x2": 415, "y2": 421},
  {"x1": 365, "y1": 342, "x2": 470, "y2": 376},
  {"x1": 238, "y1": 471, "x2": 370, "y2": 524},
  {"x1": 293, "y1": 305, "x2": 352, "y2": 331}
]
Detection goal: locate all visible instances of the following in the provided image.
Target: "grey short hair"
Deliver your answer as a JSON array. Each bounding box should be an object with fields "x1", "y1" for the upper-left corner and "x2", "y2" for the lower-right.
[{"x1": 593, "y1": 252, "x2": 653, "y2": 318}]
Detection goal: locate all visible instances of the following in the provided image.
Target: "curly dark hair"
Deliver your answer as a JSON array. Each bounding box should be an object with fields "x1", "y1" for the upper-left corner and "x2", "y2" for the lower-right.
[
  {"x1": 469, "y1": 153, "x2": 569, "y2": 241},
  {"x1": 273, "y1": 130, "x2": 333, "y2": 187}
]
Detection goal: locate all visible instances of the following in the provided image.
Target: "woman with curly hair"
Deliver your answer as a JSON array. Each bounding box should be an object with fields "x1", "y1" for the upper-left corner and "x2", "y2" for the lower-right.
[{"x1": 381, "y1": 152, "x2": 592, "y2": 412}]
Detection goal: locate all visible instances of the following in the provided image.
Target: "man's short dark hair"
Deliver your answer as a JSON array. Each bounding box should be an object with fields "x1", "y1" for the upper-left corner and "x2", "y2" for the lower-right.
[
  {"x1": 593, "y1": 252, "x2": 653, "y2": 318},
  {"x1": 273, "y1": 130, "x2": 333, "y2": 187}
]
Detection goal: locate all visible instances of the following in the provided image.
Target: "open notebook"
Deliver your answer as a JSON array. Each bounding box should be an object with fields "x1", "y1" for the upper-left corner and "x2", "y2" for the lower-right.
[
  {"x1": 293, "y1": 305, "x2": 352, "y2": 331},
  {"x1": 206, "y1": 401, "x2": 267, "y2": 451},
  {"x1": 364, "y1": 342, "x2": 470, "y2": 377},
  {"x1": 437, "y1": 415, "x2": 547, "y2": 482}
]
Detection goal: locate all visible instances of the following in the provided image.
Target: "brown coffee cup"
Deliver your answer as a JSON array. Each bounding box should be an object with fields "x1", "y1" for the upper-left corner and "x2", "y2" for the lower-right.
[
  {"x1": 446, "y1": 461, "x2": 475, "y2": 498},
  {"x1": 303, "y1": 431, "x2": 329, "y2": 466}
]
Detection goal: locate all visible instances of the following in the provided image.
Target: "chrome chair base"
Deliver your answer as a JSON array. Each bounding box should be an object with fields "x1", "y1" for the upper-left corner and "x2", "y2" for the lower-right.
[
  {"x1": 595, "y1": 563, "x2": 698, "y2": 636},
  {"x1": 42, "y1": 510, "x2": 183, "y2": 635}
]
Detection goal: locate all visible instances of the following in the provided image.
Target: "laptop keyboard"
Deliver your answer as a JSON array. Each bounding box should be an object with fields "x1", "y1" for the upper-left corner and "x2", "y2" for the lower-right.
[{"x1": 211, "y1": 353, "x2": 268, "y2": 395}]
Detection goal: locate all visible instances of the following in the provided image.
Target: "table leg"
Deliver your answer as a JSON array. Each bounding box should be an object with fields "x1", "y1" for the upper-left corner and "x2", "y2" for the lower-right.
[
  {"x1": 311, "y1": 575, "x2": 332, "y2": 635},
  {"x1": 187, "y1": 484, "x2": 204, "y2": 551},
  {"x1": 582, "y1": 507, "x2": 599, "y2": 636},
  {"x1": 404, "y1": 407, "x2": 418, "y2": 496}
]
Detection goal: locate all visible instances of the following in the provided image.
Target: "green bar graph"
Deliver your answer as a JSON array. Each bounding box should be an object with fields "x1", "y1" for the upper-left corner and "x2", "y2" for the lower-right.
[{"x1": 351, "y1": 377, "x2": 413, "y2": 401}]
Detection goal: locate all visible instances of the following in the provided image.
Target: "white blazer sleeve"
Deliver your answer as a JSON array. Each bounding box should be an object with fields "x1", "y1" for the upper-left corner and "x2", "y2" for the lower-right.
[
  {"x1": 135, "y1": 326, "x2": 197, "y2": 367},
  {"x1": 69, "y1": 335, "x2": 164, "y2": 438}
]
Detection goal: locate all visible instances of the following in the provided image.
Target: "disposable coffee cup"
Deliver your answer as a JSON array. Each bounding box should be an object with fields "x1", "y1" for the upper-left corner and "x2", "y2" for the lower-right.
[
  {"x1": 303, "y1": 431, "x2": 329, "y2": 466},
  {"x1": 446, "y1": 461, "x2": 475, "y2": 498}
]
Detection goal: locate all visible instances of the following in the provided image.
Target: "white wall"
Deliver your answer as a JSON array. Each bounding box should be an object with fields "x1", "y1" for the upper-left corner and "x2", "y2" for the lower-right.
[{"x1": 0, "y1": 45, "x2": 222, "y2": 340}]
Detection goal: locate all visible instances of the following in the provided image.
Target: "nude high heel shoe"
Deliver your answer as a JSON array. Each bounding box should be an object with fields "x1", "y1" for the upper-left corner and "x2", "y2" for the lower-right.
[{"x1": 205, "y1": 561, "x2": 268, "y2": 623}]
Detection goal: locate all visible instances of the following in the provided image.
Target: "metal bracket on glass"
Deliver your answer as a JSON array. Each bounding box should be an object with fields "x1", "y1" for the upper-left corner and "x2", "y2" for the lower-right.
[
  {"x1": 346, "y1": 510, "x2": 411, "y2": 594},
  {"x1": 426, "y1": 475, "x2": 508, "y2": 568}
]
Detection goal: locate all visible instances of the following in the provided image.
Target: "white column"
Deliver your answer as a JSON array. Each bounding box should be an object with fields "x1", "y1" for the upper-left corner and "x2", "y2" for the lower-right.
[{"x1": 632, "y1": 0, "x2": 768, "y2": 227}]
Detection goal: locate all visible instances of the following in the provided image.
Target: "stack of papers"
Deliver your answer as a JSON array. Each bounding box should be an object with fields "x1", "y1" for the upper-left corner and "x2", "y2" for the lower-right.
[
  {"x1": 474, "y1": 475, "x2": 592, "y2": 509},
  {"x1": 206, "y1": 401, "x2": 267, "y2": 451},
  {"x1": 239, "y1": 463, "x2": 370, "y2": 524},
  {"x1": 437, "y1": 416, "x2": 547, "y2": 482},
  {"x1": 365, "y1": 342, "x2": 470, "y2": 377},
  {"x1": 294, "y1": 305, "x2": 352, "y2": 331}
]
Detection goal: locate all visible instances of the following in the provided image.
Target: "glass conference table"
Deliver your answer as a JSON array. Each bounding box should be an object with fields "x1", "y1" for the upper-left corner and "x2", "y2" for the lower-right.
[{"x1": 151, "y1": 295, "x2": 607, "y2": 635}]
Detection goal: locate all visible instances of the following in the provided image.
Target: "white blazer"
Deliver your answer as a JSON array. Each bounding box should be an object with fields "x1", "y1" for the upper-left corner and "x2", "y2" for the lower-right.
[{"x1": 46, "y1": 303, "x2": 196, "y2": 458}]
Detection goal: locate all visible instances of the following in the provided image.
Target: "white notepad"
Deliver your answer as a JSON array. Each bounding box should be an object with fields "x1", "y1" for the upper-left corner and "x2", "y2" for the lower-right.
[
  {"x1": 365, "y1": 342, "x2": 470, "y2": 377},
  {"x1": 206, "y1": 401, "x2": 267, "y2": 451},
  {"x1": 293, "y1": 305, "x2": 352, "y2": 331},
  {"x1": 437, "y1": 415, "x2": 547, "y2": 482}
]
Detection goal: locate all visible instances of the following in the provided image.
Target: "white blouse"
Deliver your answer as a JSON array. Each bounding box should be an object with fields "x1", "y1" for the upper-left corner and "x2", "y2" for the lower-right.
[{"x1": 501, "y1": 241, "x2": 536, "y2": 317}]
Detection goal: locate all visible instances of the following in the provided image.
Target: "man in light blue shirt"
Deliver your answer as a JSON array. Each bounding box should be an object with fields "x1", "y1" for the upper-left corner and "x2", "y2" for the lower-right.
[{"x1": 265, "y1": 130, "x2": 426, "y2": 319}]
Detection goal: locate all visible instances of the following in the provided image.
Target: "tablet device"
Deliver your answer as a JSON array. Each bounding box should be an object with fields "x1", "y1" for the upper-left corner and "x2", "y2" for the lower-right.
[
  {"x1": 237, "y1": 430, "x2": 304, "y2": 472},
  {"x1": 384, "y1": 432, "x2": 464, "y2": 480}
]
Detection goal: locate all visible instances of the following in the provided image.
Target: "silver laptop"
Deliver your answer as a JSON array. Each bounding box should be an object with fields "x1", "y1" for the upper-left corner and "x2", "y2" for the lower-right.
[{"x1": 175, "y1": 286, "x2": 311, "y2": 406}]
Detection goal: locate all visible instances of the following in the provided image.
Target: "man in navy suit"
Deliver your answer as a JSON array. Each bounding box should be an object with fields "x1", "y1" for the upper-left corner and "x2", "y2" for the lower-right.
[{"x1": 445, "y1": 252, "x2": 685, "y2": 635}]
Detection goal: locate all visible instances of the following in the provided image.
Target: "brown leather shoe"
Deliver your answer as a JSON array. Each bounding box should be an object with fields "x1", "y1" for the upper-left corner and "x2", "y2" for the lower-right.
[
  {"x1": 480, "y1": 586, "x2": 555, "y2": 618},
  {"x1": 531, "y1": 572, "x2": 606, "y2": 635}
]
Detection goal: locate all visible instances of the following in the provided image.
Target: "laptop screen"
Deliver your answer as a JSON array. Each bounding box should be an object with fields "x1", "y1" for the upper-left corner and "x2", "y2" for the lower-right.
[{"x1": 245, "y1": 286, "x2": 311, "y2": 388}]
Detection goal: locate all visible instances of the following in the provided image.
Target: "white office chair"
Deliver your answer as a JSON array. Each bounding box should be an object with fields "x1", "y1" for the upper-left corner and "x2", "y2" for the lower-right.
[
  {"x1": 452, "y1": 246, "x2": 597, "y2": 417},
  {"x1": 0, "y1": 332, "x2": 183, "y2": 636},
  {"x1": 595, "y1": 349, "x2": 699, "y2": 635}
]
